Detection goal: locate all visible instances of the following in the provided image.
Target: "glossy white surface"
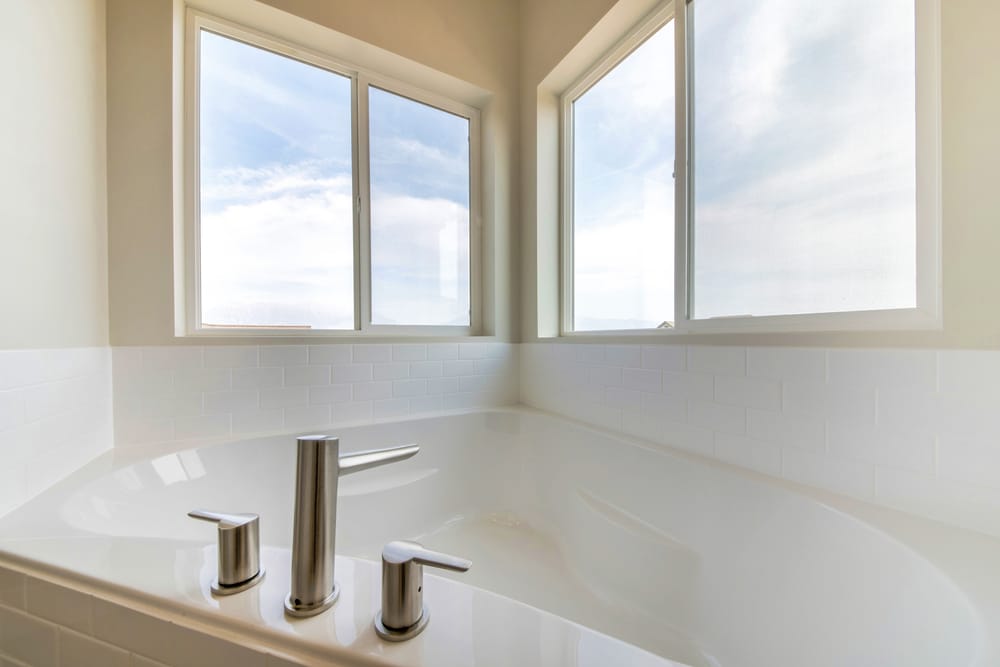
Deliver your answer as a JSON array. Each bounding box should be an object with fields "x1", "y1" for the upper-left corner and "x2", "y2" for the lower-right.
[{"x1": 1, "y1": 408, "x2": 998, "y2": 666}]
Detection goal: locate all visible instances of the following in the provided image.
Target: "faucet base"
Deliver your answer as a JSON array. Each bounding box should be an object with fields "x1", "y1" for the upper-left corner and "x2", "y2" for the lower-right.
[
  {"x1": 374, "y1": 606, "x2": 430, "y2": 642},
  {"x1": 284, "y1": 583, "x2": 340, "y2": 617}
]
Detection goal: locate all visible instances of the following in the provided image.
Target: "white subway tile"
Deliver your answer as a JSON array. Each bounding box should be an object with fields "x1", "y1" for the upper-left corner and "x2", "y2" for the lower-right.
[
  {"x1": 782, "y1": 448, "x2": 874, "y2": 500},
  {"x1": 411, "y1": 361, "x2": 444, "y2": 378},
  {"x1": 442, "y1": 360, "x2": 475, "y2": 377},
  {"x1": 688, "y1": 400, "x2": 746, "y2": 435},
  {"x1": 353, "y1": 382, "x2": 393, "y2": 401},
  {"x1": 938, "y1": 350, "x2": 1000, "y2": 396},
  {"x1": 640, "y1": 345, "x2": 686, "y2": 371},
  {"x1": 588, "y1": 365, "x2": 623, "y2": 387},
  {"x1": 747, "y1": 409, "x2": 824, "y2": 450},
  {"x1": 0, "y1": 567, "x2": 25, "y2": 609},
  {"x1": 331, "y1": 364, "x2": 373, "y2": 384},
  {"x1": 604, "y1": 345, "x2": 641, "y2": 368},
  {"x1": 259, "y1": 346, "x2": 307, "y2": 367},
  {"x1": 283, "y1": 365, "x2": 330, "y2": 387},
  {"x1": 309, "y1": 385, "x2": 352, "y2": 404},
  {"x1": 459, "y1": 343, "x2": 489, "y2": 360},
  {"x1": 828, "y1": 422, "x2": 934, "y2": 474},
  {"x1": 24, "y1": 378, "x2": 85, "y2": 421},
  {"x1": 714, "y1": 433, "x2": 782, "y2": 476},
  {"x1": 174, "y1": 368, "x2": 231, "y2": 393},
  {"x1": 604, "y1": 387, "x2": 641, "y2": 409},
  {"x1": 426, "y1": 377, "x2": 461, "y2": 394},
  {"x1": 232, "y1": 367, "x2": 283, "y2": 390},
  {"x1": 622, "y1": 368, "x2": 661, "y2": 393},
  {"x1": 747, "y1": 347, "x2": 826, "y2": 383},
  {"x1": 0, "y1": 390, "x2": 24, "y2": 431},
  {"x1": 661, "y1": 420, "x2": 715, "y2": 457},
  {"x1": 58, "y1": 628, "x2": 130, "y2": 667},
  {"x1": 714, "y1": 376, "x2": 781, "y2": 410},
  {"x1": 331, "y1": 401, "x2": 373, "y2": 425},
  {"x1": 373, "y1": 362, "x2": 409, "y2": 380},
  {"x1": 472, "y1": 358, "x2": 504, "y2": 376},
  {"x1": 688, "y1": 346, "x2": 746, "y2": 376},
  {"x1": 142, "y1": 347, "x2": 202, "y2": 371},
  {"x1": 393, "y1": 379, "x2": 427, "y2": 397},
  {"x1": 427, "y1": 343, "x2": 460, "y2": 360},
  {"x1": 259, "y1": 387, "x2": 308, "y2": 409},
  {"x1": 938, "y1": 432, "x2": 1000, "y2": 488},
  {"x1": 661, "y1": 371, "x2": 714, "y2": 401},
  {"x1": 373, "y1": 398, "x2": 409, "y2": 419},
  {"x1": 783, "y1": 380, "x2": 876, "y2": 422},
  {"x1": 828, "y1": 349, "x2": 936, "y2": 390},
  {"x1": 574, "y1": 345, "x2": 605, "y2": 365},
  {"x1": 203, "y1": 346, "x2": 258, "y2": 369},
  {"x1": 174, "y1": 415, "x2": 230, "y2": 440},
  {"x1": 409, "y1": 395, "x2": 444, "y2": 413},
  {"x1": 25, "y1": 578, "x2": 92, "y2": 634},
  {"x1": 352, "y1": 345, "x2": 391, "y2": 363},
  {"x1": 117, "y1": 417, "x2": 173, "y2": 446},
  {"x1": 0, "y1": 606, "x2": 57, "y2": 667},
  {"x1": 393, "y1": 344, "x2": 427, "y2": 361},
  {"x1": 459, "y1": 376, "x2": 492, "y2": 393},
  {"x1": 640, "y1": 392, "x2": 687, "y2": 424},
  {"x1": 284, "y1": 405, "x2": 331, "y2": 430},
  {"x1": 307, "y1": 345, "x2": 352, "y2": 365},
  {"x1": 203, "y1": 391, "x2": 258, "y2": 415},
  {"x1": 231, "y1": 409, "x2": 284, "y2": 435}
]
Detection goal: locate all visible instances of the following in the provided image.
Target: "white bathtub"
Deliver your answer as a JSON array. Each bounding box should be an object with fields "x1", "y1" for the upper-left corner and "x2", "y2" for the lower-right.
[{"x1": 1, "y1": 407, "x2": 998, "y2": 666}]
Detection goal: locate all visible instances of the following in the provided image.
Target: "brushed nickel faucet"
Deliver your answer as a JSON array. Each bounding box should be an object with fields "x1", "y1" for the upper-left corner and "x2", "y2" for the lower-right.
[{"x1": 285, "y1": 435, "x2": 419, "y2": 617}]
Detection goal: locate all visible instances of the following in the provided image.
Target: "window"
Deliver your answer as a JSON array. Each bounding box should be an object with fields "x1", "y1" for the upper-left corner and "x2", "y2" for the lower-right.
[
  {"x1": 187, "y1": 14, "x2": 480, "y2": 335},
  {"x1": 560, "y1": 0, "x2": 940, "y2": 334}
]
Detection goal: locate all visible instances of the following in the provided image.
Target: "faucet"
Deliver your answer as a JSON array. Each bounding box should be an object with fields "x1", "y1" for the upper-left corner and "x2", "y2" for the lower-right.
[{"x1": 285, "y1": 435, "x2": 419, "y2": 617}]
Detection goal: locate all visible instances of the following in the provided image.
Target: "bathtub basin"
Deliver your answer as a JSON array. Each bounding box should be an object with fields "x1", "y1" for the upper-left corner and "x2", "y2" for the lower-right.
[{"x1": 1, "y1": 407, "x2": 998, "y2": 666}]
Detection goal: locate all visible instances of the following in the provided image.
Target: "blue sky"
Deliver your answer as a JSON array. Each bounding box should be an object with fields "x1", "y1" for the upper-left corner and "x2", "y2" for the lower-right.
[
  {"x1": 198, "y1": 30, "x2": 470, "y2": 329},
  {"x1": 199, "y1": 0, "x2": 917, "y2": 331}
]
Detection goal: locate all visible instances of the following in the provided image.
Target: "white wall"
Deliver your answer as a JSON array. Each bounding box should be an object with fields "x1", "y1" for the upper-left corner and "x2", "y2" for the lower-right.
[{"x1": 0, "y1": 0, "x2": 110, "y2": 349}]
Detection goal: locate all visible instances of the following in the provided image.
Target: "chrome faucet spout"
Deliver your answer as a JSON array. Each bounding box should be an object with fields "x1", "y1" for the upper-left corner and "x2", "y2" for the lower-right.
[
  {"x1": 285, "y1": 435, "x2": 419, "y2": 617},
  {"x1": 339, "y1": 444, "x2": 419, "y2": 476}
]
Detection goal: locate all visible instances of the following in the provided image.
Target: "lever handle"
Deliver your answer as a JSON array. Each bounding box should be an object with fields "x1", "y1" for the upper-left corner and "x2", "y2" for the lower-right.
[
  {"x1": 382, "y1": 540, "x2": 471, "y2": 572},
  {"x1": 188, "y1": 508, "x2": 264, "y2": 594},
  {"x1": 375, "y1": 540, "x2": 471, "y2": 641}
]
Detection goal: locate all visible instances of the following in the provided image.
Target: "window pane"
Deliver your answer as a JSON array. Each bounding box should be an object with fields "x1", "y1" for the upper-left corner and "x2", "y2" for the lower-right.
[
  {"x1": 369, "y1": 87, "x2": 471, "y2": 326},
  {"x1": 689, "y1": 0, "x2": 916, "y2": 319},
  {"x1": 199, "y1": 30, "x2": 354, "y2": 330},
  {"x1": 572, "y1": 23, "x2": 675, "y2": 332}
]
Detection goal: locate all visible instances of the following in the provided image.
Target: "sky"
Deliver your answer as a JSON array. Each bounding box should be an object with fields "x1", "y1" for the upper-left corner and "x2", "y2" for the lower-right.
[
  {"x1": 199, "y1": 0, "x2": 917, "y2": 332},
  {"x1": 198, "y1": 30, "x2": 470, "y2": 330},
  {"x1": 572, "y1": 0, "x2": 917, "y2": 329}
]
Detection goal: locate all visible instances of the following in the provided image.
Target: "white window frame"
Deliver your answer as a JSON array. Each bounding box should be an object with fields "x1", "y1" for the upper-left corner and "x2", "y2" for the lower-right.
[
  {"x1": 183, "y1": 11, "x2": 482, "y2": 337},
  {"x1": 559, "y1": 0, "x2": 942, "y2": 337}
]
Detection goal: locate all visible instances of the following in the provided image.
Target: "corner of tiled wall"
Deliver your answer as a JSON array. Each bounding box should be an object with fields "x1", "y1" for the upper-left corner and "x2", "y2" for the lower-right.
[
  {"x1": 520, "y1": 342, "x2": 1000, "y2": 538},
  {"x1": 0, "y1": 348, "x2": 113, "y2": 516}
]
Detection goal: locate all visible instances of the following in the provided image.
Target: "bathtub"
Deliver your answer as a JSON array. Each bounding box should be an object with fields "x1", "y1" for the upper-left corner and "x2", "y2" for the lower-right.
[{"x1": 1, "y1": 407, "x2": 998, "y2": 666}]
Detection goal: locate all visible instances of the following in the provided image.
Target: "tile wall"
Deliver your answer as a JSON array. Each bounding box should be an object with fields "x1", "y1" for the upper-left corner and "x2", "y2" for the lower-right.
[
  {"x1": 521, "y1": 343, "x2": 1000, "y2": 538},
  {"x1": 112, "y1": 343, "x2": 517, "y2": 447},
  {"x1": 0, "y1": 348, "x2": 113, "y2": 516},
  {"x1": 0, "y1": 562, "x2": 309, "y2": 667}
]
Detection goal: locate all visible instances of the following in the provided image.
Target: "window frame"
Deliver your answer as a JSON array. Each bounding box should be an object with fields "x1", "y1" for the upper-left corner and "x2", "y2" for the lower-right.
[
  {"x1": 559, "y1": 0, "x2": 942, "y2": 337},
  {"x1": 183, "y1": 11, "x2": 482, "y2": 337}
]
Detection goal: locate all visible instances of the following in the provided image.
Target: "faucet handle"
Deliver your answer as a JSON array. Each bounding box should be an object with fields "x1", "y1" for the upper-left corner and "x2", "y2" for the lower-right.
[
  {"x1": 188, "y1": 509, "x2": 265, "y2": 595},
  {"x1": 375, "y1": 540, "x2": 471, "y2": 641}
]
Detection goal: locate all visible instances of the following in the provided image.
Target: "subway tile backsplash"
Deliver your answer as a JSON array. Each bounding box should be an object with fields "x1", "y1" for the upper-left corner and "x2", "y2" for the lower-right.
[
  {"x1": 112, "y1": 343, "x2": 517, "y2": 447},
  {"x1": 521, "y1": 343, "x2": 1000, "y2": 538}
]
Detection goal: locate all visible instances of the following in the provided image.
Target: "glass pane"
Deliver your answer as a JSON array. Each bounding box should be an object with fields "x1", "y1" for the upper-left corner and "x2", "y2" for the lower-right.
[
  {"x1": 689, "y1": 0, "x2": 916, "y2": 319},
  {"x1": 199, "y1": 30, "x2": 354, "y2": 330},
  {"x1": 369, "y1": 87, "x2": 471, "y2": 326},
  {"x1": 572, "y1": 22, "x2": 675, "y2": 332}
]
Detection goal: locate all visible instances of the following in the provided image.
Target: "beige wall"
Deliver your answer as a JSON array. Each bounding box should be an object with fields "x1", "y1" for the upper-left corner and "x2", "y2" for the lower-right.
[
  {"x1": 0, "y1": 0, "x2": 109, "y2": 349},
  {"x1": 520, "y1": 0, "x2": 1000, "y2": 348},
  {"x1": 107, "y1": 0, "x2": 520, "y2": 345}
]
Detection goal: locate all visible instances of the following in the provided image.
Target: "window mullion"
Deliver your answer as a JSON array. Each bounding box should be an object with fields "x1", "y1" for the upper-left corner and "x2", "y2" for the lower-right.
[
  {"x1": 674, "y1": 1, "x2": 690, "y2": 332},
  {"x1": 356, "y1": 75, "x2": 373, "y2": 333}
]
